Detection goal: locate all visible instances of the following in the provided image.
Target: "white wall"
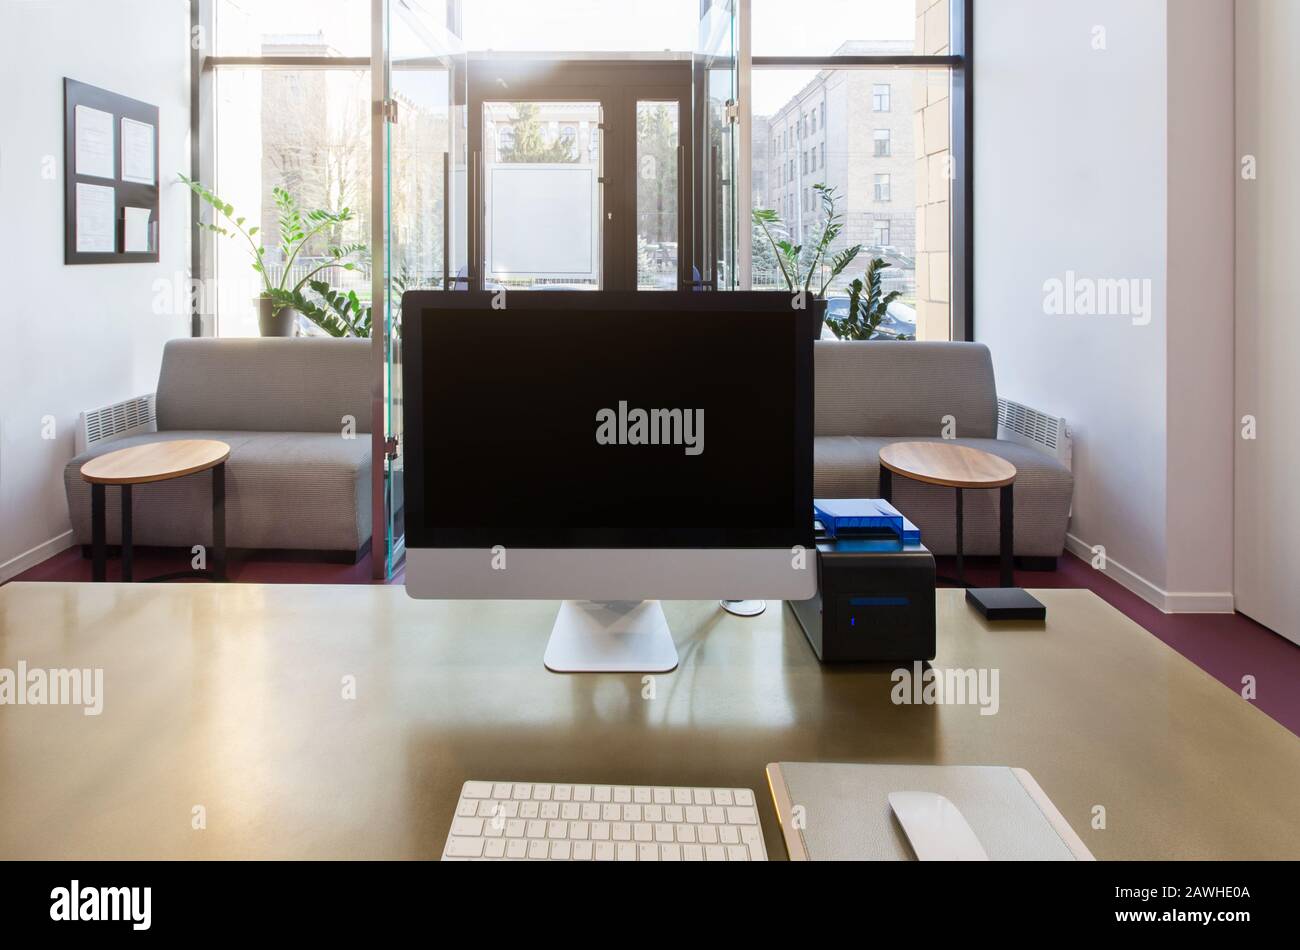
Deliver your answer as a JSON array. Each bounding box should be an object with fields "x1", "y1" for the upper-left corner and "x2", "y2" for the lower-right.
[
  {"x1": 975, "y1": 0, "x2": 1236, "y2": 612},
  {"x1": 0, "y1": 0, "x2": 192, "y2": 580},
  {"x1": 974, "y1": 0, "x2": 1171, "y2": 594},
  {"x1": 1235, "y1": 0, "x2": 1300, "y2": 643}
]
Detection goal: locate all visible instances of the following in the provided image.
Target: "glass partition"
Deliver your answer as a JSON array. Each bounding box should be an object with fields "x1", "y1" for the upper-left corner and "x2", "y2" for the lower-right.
[
  {"x1": 374, "y1": 0, "x2": 467, "y2": 577},
  {"x1": 694, "y1": 0, "x2": 738, "y2": 289}
]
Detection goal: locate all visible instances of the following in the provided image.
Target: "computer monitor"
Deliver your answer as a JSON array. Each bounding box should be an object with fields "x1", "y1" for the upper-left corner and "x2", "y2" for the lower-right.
[{"x1": 402, "y1": 291, "x2": 816, "y2": 673}]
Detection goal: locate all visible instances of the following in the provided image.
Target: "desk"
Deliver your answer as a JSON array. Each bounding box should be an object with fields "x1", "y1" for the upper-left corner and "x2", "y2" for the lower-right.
[{"x1": 1, "y1": 582, "x2": 1298, "y2": 860}]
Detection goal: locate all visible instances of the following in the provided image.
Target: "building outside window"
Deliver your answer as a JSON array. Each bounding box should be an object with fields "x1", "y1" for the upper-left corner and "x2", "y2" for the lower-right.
[
  {"x1": 873, "y1": 218, "x2": 890, "y2": 246},
  {"x1": 873, "y1": 129, "x2": 891, "y2": 157},
  {"x1": 873, "y1": 82, "x2": 891, "y2": 112},
  {"x1": 875, "y1": 173, "x2": 891, "y2": 202}
]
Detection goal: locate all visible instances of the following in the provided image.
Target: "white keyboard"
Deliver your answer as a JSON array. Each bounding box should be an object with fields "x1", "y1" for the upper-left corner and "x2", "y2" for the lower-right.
[{"x1": 443, "y1": 781, "x2": 768, "y2": 861}]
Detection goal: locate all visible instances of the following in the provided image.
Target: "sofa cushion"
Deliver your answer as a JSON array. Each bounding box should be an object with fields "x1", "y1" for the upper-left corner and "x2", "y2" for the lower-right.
[
  {"x1": 156, "y1": 338, "x2": 371, "y2": 433},
  {"x1": 814, "y1": 435, "x2": 1072, "y2": 557},
  {"x1": 815, "y1": 341, "x2": 999, "y2": 438},
  {"x1": 63, "y1": 430, "x2": 371, "y2": 552}
]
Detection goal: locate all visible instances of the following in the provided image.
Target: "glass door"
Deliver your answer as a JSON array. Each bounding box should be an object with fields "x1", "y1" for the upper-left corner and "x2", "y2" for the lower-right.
[
  {"x1": 481, "y1": 99, "x2": 604, "y2": 290},
  {"x1": 373, "y1": 0, "x2": 467, "y2": 578},
  {"x1": 694, "y1": 0, "x2": 738, "y2": 290}
]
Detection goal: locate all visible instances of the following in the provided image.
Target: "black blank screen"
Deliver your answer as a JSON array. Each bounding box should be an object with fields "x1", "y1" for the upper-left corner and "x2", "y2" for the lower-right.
[{"x1": 413, "y1": 302, "x2": 811, "y2": 548}]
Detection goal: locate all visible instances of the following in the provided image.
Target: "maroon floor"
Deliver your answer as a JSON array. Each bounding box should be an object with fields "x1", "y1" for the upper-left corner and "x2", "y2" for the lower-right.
[{"x1": 9, "y1": 544, "x2": 1299, "y2": 737}]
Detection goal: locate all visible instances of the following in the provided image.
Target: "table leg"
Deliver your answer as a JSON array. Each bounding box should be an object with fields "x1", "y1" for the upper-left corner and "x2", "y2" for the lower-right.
[
  {"x1": 955, "y1": 488, "x2": 964, "y2": 587},
  {"x1": 212, "y1": 463, "x2": 226, "y2": 582},
  {"x1": 1000, "y1": 483, "x2": 1014, "y2": 588},
  {"x1": 91, "y1": 484, "x2": 106, "y2": 582},
  {"x1": 879, "y1": 465, "x2": 892, "y2": 502},
  {"x1": 120, "y1": 485, "x2": 133, "y2": 583}
]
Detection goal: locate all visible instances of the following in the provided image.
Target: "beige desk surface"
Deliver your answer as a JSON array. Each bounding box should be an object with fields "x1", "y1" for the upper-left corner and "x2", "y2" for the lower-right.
[{"x1": 1, "y1": 582, "x2": 1298, "y2": 860}]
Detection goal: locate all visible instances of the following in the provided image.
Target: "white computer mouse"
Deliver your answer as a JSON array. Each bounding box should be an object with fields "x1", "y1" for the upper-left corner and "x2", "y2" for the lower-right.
[{"x1": 888, "y1": 790, "x2": 990, "y2": 861}]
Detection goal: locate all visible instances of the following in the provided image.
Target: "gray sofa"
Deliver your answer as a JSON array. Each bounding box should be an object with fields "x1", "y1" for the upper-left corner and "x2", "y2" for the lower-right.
[
  {"x1": 64, "y1": 338, "x2": 372, "y2": 559},
  {"x1": 814, "y1": 341, "x2": 1072, "y2": 560}
]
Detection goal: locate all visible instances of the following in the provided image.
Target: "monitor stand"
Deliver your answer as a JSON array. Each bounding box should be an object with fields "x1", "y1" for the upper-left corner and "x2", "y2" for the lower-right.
[{"x1": 543, "y1": 600, "x2": 680, "y2": 673}]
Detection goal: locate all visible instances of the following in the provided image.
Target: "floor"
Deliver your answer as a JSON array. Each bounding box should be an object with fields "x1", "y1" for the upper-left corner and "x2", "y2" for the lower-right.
[{"x1": 9, "y1": 544, "x2": 1299, "y2": 738}]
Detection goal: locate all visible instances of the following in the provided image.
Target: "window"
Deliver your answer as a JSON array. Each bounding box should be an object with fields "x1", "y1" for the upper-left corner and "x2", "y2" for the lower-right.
[
  {"x1": 801, "y1": 151, "x2": 807, "y2": 174},
  {"x1": 753, "y1": 0, "x2": 935, "y2": 56},
  {"x1": 560, "y1": 125, "x2": 577, "y2": 148},
  {"x1": 820, "y1": 101, "x2": 825, "y2": 128},
  {"x1": 461, "y1": 0, "x2": 698, "y2": 52},
  {"x1": 751, "y1": 67, "x2": 957, "y2": 338},
  {"x1": 636, "y1": 101, "x2": 679, "y2": 290},
  {"x1": 209, "y1": 66, "x2": 372, "y2": 337},
  {"x1": 204, "y1": 3, "x2": 380, "y2": 337},
  {"x1": 873, "y1": 83, "x2": 892, "y2": 112},
  {"x1": 810, "y1": 108, "x2": 817, "y2": 133}
]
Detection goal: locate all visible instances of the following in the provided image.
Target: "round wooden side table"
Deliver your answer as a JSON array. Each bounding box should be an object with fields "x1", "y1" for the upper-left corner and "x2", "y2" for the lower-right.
[
  {"x1": 877, "y1": 441, "x2": 1017, "y2": 588},
  {"x1": 80, "y1": 439, "x2": 231, "y2": 582}
]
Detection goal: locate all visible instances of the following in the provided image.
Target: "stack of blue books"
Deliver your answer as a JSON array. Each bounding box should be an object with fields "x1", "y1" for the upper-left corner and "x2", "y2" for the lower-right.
[{"x1": 813, "y1": 498, "x2": 920, "y2": 544}]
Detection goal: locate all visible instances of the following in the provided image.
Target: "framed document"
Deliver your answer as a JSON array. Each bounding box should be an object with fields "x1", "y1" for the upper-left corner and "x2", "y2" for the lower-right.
[{"x1": 63, "y1": 78, "x2": 160, "y2": 264}]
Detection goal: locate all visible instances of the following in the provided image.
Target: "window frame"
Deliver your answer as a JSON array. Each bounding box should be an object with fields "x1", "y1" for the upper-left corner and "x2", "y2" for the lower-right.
[
  {"x1": 874, "y1": 173, "x2": 891, "y2": 203},
  {"x1": 873, "y1": 128, "x2": 891, "y2": 157},
  {"x1": 190, "y1": 0, "x2": 375, "y2": 338},
  {"x1": 195, "y1": 0, "x2": 974, "y2": 341},
  {"x1": 741, "y1": 0, "x2": 972, "y2": 340},
  {"x1": 872, "y1": 82, "x2": 891, "y2": 112}
]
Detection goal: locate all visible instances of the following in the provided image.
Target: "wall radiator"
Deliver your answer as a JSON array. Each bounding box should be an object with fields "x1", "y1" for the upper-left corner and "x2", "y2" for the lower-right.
[
  {"x1": 997, "y1": 397, "x2": 1072, "y2": 470},
  {"x1": 76, "y1": 393, "x2": 157, "y2": 454}
]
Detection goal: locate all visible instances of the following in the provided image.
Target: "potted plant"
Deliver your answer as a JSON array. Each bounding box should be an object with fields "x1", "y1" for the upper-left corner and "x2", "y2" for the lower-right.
[
  {"x1": 752, "y1": 183, "x2": 862, "y2": 335},
  {"x1": 824, "y1": 257, "x2": 912, "y2": 340},
  {"x1": 179, "y1": 174, "x2": 365, "y2": 336}
]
